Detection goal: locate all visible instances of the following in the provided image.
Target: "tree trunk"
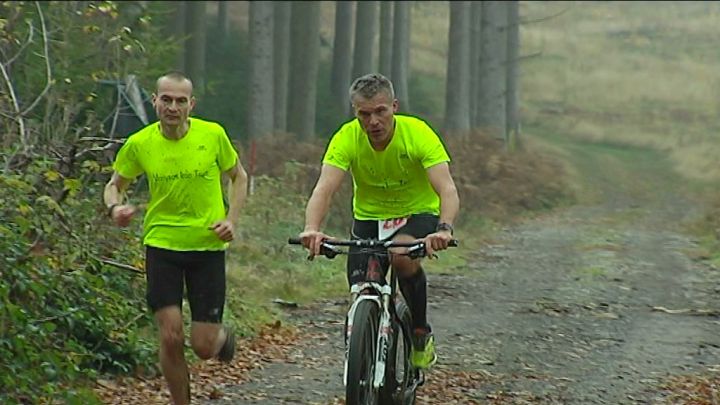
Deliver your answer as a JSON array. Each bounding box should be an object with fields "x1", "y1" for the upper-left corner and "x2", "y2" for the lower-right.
[
  {"x1": 352, "y1": 1, "x2": 378, "y2": 80},
  {"x1": 505, "y1": 0, "x2": 521, "y2": 150},
  {"x1": 444, "y1": 1, "x2": 472, "y2": 133},
  {"x1": 247, "y1": 1, "x2": 274, "y2": 138},
  {"x1": 476, "y1": 1, "x2": 507, "y2": 139},
  {"x1": 217, "y1": 0, "x2": 229, "y2": 43},
  {"x1": 169, "y1": 1, "x2": 187, "y2": 72},
  {"x1": 469, "y1": 1, "x2": 482, "y2": 127},
  {"x1": 391, "y1": 1, "x2": 411, "y2": 111},
  {"x1": 378, "y1": 1, "x2": 393, "y2": 77},
  {"x1": 331, "y1": 0, "x2": 354, "y2": 113},
  {"x1": 185, "y1": 1, "x2": 206, "y2": 96},
  {"x1": 287, "y1": 2, "x2": 321, "y2": 138},
  {"x1": 273, "y1": 1, "x2": 291, "y2": 132}
]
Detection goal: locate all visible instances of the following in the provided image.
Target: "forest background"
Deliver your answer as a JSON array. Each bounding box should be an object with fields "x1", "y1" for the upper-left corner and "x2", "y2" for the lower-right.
[{"x1": 1, "y1": 1, "x2": 719, "y2": 402}]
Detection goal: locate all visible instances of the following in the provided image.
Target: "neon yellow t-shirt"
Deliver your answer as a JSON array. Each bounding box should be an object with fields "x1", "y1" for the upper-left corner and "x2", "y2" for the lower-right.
[
  {"x1": 113, "y1": 117, "x2": 238, "y2": 251},
  {"x1": 323, "y1": 115, "x2": 450, "y2": 220}
]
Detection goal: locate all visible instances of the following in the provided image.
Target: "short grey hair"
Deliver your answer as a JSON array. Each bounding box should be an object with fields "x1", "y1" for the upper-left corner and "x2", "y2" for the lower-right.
[
  {"x1": 157, "y1": 71, "x2": 193, "y2": 92},
  {"x1": 349, "y1": 73, "x2": 395, "y2": 102}
]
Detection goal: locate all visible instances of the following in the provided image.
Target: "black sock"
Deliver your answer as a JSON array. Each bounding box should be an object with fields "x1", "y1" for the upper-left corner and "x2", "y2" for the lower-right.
[{"x1": 398, "y1": 267, "x2": 428, "y2": 332}]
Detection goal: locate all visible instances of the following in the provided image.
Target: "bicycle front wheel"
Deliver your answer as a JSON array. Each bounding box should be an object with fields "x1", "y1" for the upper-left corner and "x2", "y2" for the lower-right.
[{"x1": 346, "y1": 299, "x2": 380, "y2": 405}]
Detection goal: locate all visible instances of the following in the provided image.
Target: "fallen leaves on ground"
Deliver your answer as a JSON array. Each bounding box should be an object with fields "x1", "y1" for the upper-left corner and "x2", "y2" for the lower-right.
[
  {"x1": 417, "y1": 366, "x2": 565, "y2": 404},
  {"x1": 658, "y1": 372, "x2": 720, "y2": 405},
  {"x1": 417, "y1": 367, "x2": 490, "y2": 404},
  {"x1": 94, "y1": 321, "x2": 300, "y2": 404}
]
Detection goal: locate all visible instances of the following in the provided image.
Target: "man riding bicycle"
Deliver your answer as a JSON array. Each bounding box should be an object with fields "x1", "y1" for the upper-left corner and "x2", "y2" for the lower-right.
[{"x1": 298, "y1": 73, "x2": 460, "y2": 369}]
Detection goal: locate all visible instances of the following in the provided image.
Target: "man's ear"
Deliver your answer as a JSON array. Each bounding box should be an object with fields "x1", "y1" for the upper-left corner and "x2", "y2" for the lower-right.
[
  {"x1": 392, "y1": 99, "x2": 399, "y2": 113},
  {"x1": 190, "y1": 96, "x2": 197, "y2": 110}
]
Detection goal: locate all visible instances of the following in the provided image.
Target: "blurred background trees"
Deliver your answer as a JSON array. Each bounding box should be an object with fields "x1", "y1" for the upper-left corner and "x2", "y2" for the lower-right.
[
  {"x1": 4, "y1": 1, "x2": 720, "y2": 402},
  {"x1": 0, "y1": 1, "x2": 523, "y2": 152}
]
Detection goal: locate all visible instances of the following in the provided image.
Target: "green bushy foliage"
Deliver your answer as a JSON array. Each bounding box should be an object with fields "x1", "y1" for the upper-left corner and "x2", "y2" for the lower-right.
[
  {"x1": 0, "y1": 157, "x2": 155, "y2": 403},
  {"x1": 0, "y1": 1, "x2": 179, "y2": 402}
]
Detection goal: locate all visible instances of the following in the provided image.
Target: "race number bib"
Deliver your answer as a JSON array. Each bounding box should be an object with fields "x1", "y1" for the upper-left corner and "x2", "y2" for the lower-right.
[{"x1": 378, "y1": 217, "x2": 408, "y2": 241}]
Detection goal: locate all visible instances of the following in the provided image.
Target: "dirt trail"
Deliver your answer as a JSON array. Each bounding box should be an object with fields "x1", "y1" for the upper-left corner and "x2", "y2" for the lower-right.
[{"x1": 202, "y1": 141, "x2": 720, "y2": 404}]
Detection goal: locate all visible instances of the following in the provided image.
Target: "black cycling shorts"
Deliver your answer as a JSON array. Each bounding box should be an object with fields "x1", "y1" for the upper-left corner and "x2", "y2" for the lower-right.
[
  {"x1": 145, "y1": 246, "x2": 226, "y2": 323},
  {"x1": 346, "y1": 213, "x2": 439, "y2": 285}
]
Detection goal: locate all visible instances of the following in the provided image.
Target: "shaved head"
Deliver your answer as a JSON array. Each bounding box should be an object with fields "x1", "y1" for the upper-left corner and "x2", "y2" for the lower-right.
[{"x1": 156, "y1": 71, "x2": 193, "y2": 94}]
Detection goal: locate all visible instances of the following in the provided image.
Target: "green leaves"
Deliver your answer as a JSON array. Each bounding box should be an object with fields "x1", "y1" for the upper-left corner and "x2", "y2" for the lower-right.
[
  {"x1": 0, "y1": 1, "x2": 182, "y2": 401},
  {"x1": 0, "y1": 165, "x2": 154, "y2": 402}
]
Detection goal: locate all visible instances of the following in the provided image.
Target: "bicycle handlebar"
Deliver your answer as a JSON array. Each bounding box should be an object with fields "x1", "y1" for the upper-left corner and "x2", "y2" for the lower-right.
[
  {"x1": 288, "y1": 237, "x2": 458, "y2": 260},
  {"x1": 288, "y1": 237, "x2": 458, "y2": 248}
]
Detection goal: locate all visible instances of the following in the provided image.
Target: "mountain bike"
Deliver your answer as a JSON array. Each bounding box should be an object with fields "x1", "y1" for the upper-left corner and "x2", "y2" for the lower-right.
[{"x1": 288, "y1": 237, "x2": 458, "y2": 405}]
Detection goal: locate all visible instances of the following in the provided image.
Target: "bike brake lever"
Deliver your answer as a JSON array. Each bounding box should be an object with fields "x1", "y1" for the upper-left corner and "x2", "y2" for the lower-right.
[
  {"x1": 406, "y1": 244, "x2": 426, "y2": 260},
  {"x1": 320, "y1": 243, "x2": 341, "y2": 259},
  {"x1": 307, "y1": 251, "x2": 338, "y2": 260}
]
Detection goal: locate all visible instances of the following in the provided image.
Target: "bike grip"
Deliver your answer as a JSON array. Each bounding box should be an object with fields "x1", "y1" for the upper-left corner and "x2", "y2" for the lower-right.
[
  {"x1": 449, "y1": 239, "x2": 459, "y2": 247},
  {"x1": 288, "y1": 237, "x2": 302, "y2": 245}
]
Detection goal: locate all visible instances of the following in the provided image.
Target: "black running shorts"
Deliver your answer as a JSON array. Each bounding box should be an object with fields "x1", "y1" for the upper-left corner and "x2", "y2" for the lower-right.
[{"x1": 145, "y1": 246, "x2": 226, "y2": 323}]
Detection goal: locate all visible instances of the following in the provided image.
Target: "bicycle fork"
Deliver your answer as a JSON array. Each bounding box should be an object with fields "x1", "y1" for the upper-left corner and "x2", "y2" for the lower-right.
[
  {"x1": 373, "y1": 291, "x2": 392, "y2": 389},
  {"x1": 343, "y1": 282, "x2": 392, "y2": 389}
]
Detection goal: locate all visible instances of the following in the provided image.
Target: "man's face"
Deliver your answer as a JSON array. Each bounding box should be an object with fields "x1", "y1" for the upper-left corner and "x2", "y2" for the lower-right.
[
  {"x1": 352, "y1": 91, "x2": 398, "y2": 146},
  {"x1": 152, "y1": 78, "x2": 195, "y2": 127}
]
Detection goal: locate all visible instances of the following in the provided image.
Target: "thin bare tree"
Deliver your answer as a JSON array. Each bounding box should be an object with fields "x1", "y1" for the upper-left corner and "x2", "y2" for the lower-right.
[
  {"x1": 273, "y1": 1, "x2": 291, "y2": 131},
  {"x1": 476, "y1": 1, "x2": 507, "y2": 139},
  {"x1": 185, "y1": 1, "x2": 206, "y2": 96},
  {"x1": 331, "y1": 1, "x2": 355, "y2": 114},
  {"x1": 391, "y1": 1, "x2": 411, "y2": 111},
  {"x1": 444, "y1": 1, "x2": 472, "y2": 133},
  {"x1": 505, "y1": 0, "x2": 521, "y2": 149},
  {"x1": 287, "y1": 2, "x2": 321, "y2": 138},
  {"x1": 247, "y1": 1, "x2": 274, "y2": 138},
  {"x1": 168, "y1": 1, "x2": 187, "y2": 72},
  {"x1": 378, "y1": 1, "x2": 394, "y2": 77},
  {"x1": 470, "y1": 1, "x2": 482, "y2": 127},
  {"x1": 352, "y1": 1, "x2": 379, "y2": 79},
  {"x1": 217, "y1": 1, "x2": 229, "y2": 43}
]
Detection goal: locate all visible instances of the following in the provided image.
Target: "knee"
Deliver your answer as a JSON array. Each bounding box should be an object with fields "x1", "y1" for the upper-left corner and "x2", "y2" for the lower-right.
[
  {"x1": 191, "y1": 333, "x2": 218, "y2": 360},
  {"x1": 398, "y1": 265, "x2": 426, "y2": 284},
  {"x1": 192, "y1": 344, "x2": 215, "y2": 360},
  {"x1": 390, "y1": 254, "x2": 418, "y2": 278},
  {"x1": 159, "y1": 325, "x2": 185, "y2": 353}
]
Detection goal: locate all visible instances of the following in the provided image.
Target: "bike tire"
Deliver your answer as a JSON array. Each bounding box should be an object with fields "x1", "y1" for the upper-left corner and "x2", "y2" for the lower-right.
[
  {"x1": 379, "y1": 299, "x2": 417, "y2": 405},
  {"x1": 346, "y1": 299, "x2": 380, "y2": 405}
]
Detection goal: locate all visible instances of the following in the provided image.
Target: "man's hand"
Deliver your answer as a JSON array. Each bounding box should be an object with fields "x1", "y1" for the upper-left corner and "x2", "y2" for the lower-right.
[
  {"x1": 299, "y1": 230, "x2": 332, "y2": 258},
  {"x1": 423, "y1": 230, "x2": 453, "y2": 258},
  {"x1": 110, "y1": 204, "x2": 137, "y2": 228},
  {"x1": 210, "y1": 220, "x2": 235, "y2": 242}
]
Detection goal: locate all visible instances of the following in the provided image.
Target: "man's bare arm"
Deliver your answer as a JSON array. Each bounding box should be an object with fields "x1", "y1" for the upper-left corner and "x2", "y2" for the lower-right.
[
  {"x1": 299, "y1": 164, "x2": 346, "y2": 256},
  {"x1": 103, "y1": 172, "x2": 131, "y2": 208},
  {"x1": 304, "y1": 164, "x2": 346, "y2": 232},
  {"x1": 104, "y1": 172, "x2": 137, "y2": 227},
  {"x1": 208, "y1": 159, "x2": 248, "y2": 242},
  {"x1": 224, "y1": 159, "x2": 248, "y2": 225},
  {"x1": 427, "y1": 162, "x2": 460, "y2": 227}
]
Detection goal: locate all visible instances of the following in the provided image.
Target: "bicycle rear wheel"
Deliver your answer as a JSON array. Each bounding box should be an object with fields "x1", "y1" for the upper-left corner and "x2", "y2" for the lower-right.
[
  {"x1": 380, "y1": 299, "x2": 417, "y2": 405},
  {"x1": 346, "y1": 299, "x2": 380, "y2": 405}
]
